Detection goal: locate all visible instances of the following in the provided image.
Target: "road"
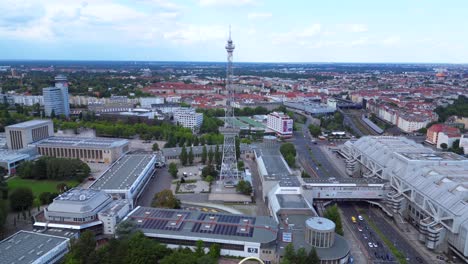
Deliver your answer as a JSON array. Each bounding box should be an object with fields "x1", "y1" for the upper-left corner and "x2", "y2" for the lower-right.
[
  {"x1": 136, "y1": 167, "x2": 172, "y2": 207},
  {"x1": 340, "y1": 203, "x2": 398, "y2": 264},
  {"x1": 367, "y1": 206, "x2": 428, "y2": 264},
  {"x1": 292, "y1": 119, "x2": 344, "y2": 178}
]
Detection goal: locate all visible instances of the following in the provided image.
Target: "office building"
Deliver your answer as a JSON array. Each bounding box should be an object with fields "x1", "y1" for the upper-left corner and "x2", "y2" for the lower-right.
[
  {"x1": 173, "y1": 108, "x2": 203, "y2": 132},
  {"x1": 35, "y1": 136, "x2": 129, "y2": 164},
  {"x1": 0, "y1": 231, "x2": 70, "y2": 264},
  {"x1": 342, "y1": 136, "x2": 468, "y2": 261},
  {"x1": 267, "y1": 112, "x2": 293, "y2": 138},
  {"x1": 43, "y1": 75, "x2": 70, "y2": 117},
  {"x1": 124, "y1": 206, "x2": 278, "y2": 262},
  {"x1": 90, "y1": 154, "x2": 156, "y2": 206},
  {"x1": 5, "y1": 120, "x2": 54, "y2": 150},
  {"x1": 34, "y1": 188, "x2": 113, "y2": 232}
]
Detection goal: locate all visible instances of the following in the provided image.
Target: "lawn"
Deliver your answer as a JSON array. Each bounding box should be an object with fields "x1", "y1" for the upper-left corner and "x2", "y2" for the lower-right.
[{"x1": 7, "y1": 177, "x2": 80, "y2": 197}]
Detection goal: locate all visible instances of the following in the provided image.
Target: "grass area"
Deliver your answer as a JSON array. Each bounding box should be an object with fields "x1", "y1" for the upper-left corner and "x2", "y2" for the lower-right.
[
  {"x1": 7, "y1": 177, "x2": 80, "y2": 197},
  {"x1": 362, "y1": 213, "x2": 407, "y2": 264}
]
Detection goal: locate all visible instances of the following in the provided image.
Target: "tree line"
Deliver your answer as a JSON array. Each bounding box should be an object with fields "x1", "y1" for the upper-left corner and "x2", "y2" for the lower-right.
[
  {"x1": 435, "y1": 95, "x2": 468, "y2": 122},
  {"x1": 280, "y1": 143, "x2": 297, "y2": 167},
  {"x1": 64, "y1": 230, "x2": 221, "y2": 264},
  {"x1": 17, "y1": 157, "x2": 90, "y2": 182},
  {"x1": 281, "y1": 243, "x2": 320, "y2": 264}
]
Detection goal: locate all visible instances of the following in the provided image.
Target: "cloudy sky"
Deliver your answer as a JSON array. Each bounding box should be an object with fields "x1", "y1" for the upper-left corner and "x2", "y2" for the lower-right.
[{"x1": 0, "y1": 0, "x2": 466, "y2": 63}]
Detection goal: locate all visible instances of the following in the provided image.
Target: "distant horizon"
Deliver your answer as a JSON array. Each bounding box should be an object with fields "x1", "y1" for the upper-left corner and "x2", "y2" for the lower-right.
[{"x1": 0, "y1": 59, "x2": 466, "y2": 66}]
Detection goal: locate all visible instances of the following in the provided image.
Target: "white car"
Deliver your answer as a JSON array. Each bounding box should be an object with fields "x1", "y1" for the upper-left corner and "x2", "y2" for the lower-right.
[
  {"x1": 373, "y1": 243, "x2": 378, "y2": 248},
  {"x1": 358, "y1": 215, "x2": 364, "y2": 221},
  {"x1": 368, "y1": 242, "x2": 374, "y2": 248}
]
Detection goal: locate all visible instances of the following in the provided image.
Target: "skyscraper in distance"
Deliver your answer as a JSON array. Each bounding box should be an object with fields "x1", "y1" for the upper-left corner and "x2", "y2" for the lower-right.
[{"x1": 43, "y1": 74, "x2": 70, "y2": 117}]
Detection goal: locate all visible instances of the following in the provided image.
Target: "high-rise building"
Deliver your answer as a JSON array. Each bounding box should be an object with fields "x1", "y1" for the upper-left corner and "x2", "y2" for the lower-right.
[
  {"x1": 267, "y1": 112, "x2": 293, "y2": 138},
  {"x1": 5, "y1": 120, "x2": 54, "y2": 150},
  {"x1": 173, "y1": 108, "x2": 203, "y2": 132},
  {"x1": 43, "y1": 75, "x2": 70, "y2": 117}
]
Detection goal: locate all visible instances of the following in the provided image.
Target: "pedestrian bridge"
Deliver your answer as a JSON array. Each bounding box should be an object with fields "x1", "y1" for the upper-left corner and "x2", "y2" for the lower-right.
[{"x1": 302, "y1": 178, "x2": 387, "y2": 200}]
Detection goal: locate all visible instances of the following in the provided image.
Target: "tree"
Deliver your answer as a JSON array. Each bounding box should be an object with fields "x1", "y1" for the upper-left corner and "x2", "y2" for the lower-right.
[
  {"x1": 201, "y1": 165, "x2": 217, "y2": 178},
  {"x1": 125, "y1": 232, "x2": 170, "y2": 264},
  {"x1": 115, "y1": 220, "x2": 136, "y2": 240},
  {"x1": 296, "y1": 247, "x2": 307, "y2": 264},
  {"x1": 195, "y1": 240, "x2": 205, "y2": 257},
  {"x1": 180, "y1": 146, "x2": 188, "y2": 165},
  {"x1": 201, "y1": 145, "x2": 207, "y2": 164},
  {"x1": 188, "y1": 147, "x2": 194, "y2": 165},
  {"x1": 237, "y1": 160, "x2": 244, "y2": 171},
  {"x1": 208, "y1": 147, "x2": 214, "y2": 165},
  {"x1": 282, "y1": 243, "x2": 296, "y2": 264},
  {"x1": 308, "y1": 124, "x2": 321, "y2": 137},
  {"x1": 235, "y1": 137, "x2": 240, "y2": 160},
  {"x1": 9, "y1": 187, "x2": 34, "y2": 211},
  {"x1": 0, "y1": 167, "x2": 8, "y2": 199},
  {"x1": 39, "y1": 192, "x2": 58, "y2": 205},
  {"x1": 440, "y1": 143, "x2": 448, "y2": 150},
  {"x1": 208, "y1": 243, "x2": 220, "y2": 259},
  {"x1": 152, "y1": 142, "x2": 159, "y2": 151},
  {"x1": 65, "y1": 230, "x2": 96, "y2": 264},
  {"x1": 50, "y1": 109, "x2": 56, "y2": 119},
  {"x1": 214, "y1": 145, "x2": 222, "y2": 168},
  {"x1": 236, "y1": 180, "x2": 252, "y2": 195},
  {"x1": 204, "y1": 175, "x2": 214, "y2": 184},
  {"x1": 323, "y1": 204, "x2": 343, "y2": 235},
  {"x1": 307, "y1": 247, "x2": 320, "y2": 264},
  {"x1": 168, "y1": 162, "x2": 178, "y2": 178},
  {"x1": 301, "y1": 170, "x2": 311, "y2": 178},
  {"x1": 280, "y1": 143, "x2": 297, "y2": 167},
  {"x1": 152, "y1": 189, "x2": 181, "y2": 209}
]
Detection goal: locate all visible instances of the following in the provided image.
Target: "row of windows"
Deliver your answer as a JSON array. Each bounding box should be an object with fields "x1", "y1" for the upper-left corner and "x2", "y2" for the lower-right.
[{"x1": 151, "y1": 237, "x2": 245, "y2": 251}]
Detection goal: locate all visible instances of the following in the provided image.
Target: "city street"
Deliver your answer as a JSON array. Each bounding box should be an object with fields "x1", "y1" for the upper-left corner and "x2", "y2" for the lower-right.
[{"x1": 136, "y1": 167, "x2": 172, "y2": 207}]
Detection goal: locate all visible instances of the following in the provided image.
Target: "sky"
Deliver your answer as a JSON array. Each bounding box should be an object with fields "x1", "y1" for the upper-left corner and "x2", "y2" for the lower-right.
[{"x1": 0, "y1": 0, "x2": 467, "y2": 63}]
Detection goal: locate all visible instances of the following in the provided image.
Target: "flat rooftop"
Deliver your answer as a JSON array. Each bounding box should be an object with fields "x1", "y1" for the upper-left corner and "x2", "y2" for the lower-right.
[
  {"x1": 398, "y1": 152, "x2": 466, "y2": 161},
  {"x1": 6, "y1": 119, "x2": 52, "y2": 129},
  {"x1": 255, "y1": 146, "x2": 300, "y2": 187},
  {"x1": 0, "y1": 230, "x2": 69, "y2": 264},
  {"x1": 35, "y1": 136, "x2": 128, "y2": 149},
  {"x1": 54, "y1": 188, "x2": 102, "y2": 202},
  {"x1": 276, "y1": 194, "x2": 309, "y2": 209},
  {"x1": 91, "y1": 154, "x2": 154, "y2": 191},
  {"x1": 126, "y1": 207, "x2": 278, "y2": 244}
]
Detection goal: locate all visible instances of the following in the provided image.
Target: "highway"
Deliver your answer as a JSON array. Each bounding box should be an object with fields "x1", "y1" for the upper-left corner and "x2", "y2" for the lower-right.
[{"x1": 340, "y1": 203, "x2": 398, "y2": 263}]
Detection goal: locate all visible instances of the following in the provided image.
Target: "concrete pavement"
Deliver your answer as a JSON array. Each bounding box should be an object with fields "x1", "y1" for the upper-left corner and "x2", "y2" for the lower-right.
[{"x1": 136, "y1": 167, "x2": 172, "y2": 207}]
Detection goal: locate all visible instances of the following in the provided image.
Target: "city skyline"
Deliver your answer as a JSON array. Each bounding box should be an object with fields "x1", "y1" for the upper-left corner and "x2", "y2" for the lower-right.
[{"x1": 0, "y1": 0, "x2": 467, "y2": 63}]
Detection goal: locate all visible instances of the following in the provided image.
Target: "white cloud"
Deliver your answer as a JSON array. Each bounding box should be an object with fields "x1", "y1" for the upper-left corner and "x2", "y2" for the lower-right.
[
  {"x1": 198, "y1": 0, "x2": 257, "y2": 7},
  {"x1": 382, "y1": 36, "x2": 401, "y2": 46},
  {"x1": 163, "y1": 24, "x2": 226, "y2": 44},
  {"x1": 272, "y1": 24, "x2": 321, "y2": 44},
  {"x1": 344, "y1": 24, "x2": 368, "y2": 33},
  {"x1": 247, "y1": 12, "x2": 272, "y2": 20}
]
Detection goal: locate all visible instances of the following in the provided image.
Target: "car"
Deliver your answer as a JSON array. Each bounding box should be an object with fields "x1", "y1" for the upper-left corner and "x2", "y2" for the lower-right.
[
  {"x1": 368, "y1": 242, "x2": 373, "y2": 248},
  {"x1": 373, "y1": 243, "x2": 378, "y2": 248},
  {"x1": 357, "y1": 226, "x2": 363, "y2": 232},
  {"x1": 363, "y1": 234, "x2": 368, "y2": 239},
  {"x1": 358, "y1": 215, "x2": 364, "y2": 221},
  {"x1": 351, "y1": 216, "x2": 357, "y2": 223},
  {"x1": 88, "y1": 176, "x2": 96, "y2": 181}
]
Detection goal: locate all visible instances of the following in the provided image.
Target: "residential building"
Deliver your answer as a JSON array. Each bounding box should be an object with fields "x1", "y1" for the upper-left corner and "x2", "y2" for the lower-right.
[
  {"x1": 174, "y1": 108, "x2": 203, "y2": 132},
  {"x1": 267, "y1": 112, "x2": 293, "y2": 138},
  {"x1": 460, "y1": 134, "x2": 468, "y2": 154},
  {"x1": 5, "y1": 120, "x2": 54, "y2": 150},
  {"x1": 426, "y1": 124, "x2": 461, "y2": 148},
  {"x1": 43, "y1": 75, "x2": 70, "y2": 117}
]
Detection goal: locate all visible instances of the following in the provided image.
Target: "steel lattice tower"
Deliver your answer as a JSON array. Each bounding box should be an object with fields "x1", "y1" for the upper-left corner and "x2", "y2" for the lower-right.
[{"x1": 219, "y1": 27, "x2": 240, "y2": 183}]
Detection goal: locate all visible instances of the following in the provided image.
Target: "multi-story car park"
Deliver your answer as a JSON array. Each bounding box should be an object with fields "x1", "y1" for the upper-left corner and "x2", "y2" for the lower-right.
[
  {"x1": 0, "y1": 231, "x2": 70, "y2": 264},
  {"x1": 342, "y1": 136, "x2": 468, "y2": 262},
  {"x1": 35, "y1": 136, "x2": 129, "y2": 164},
  {"x1": 90, "y1": 154, "x2": 156, "y2": 207}
]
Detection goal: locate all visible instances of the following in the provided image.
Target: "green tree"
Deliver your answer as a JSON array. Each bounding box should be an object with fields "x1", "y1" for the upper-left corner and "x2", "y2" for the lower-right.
[
  {"x1": 323, "y1": 204, "x2": 343, "y2": 235},
  {"x1": 307, "y1": 247, "x2": 320, "y2": 264},
  {"x1": 301, "y1": 170, "x2": 311, "y2": 178},
  {"x1": 168, "y1": 162, "x2": 178, "y2": 178},
  {"x1": 296, "y1": 247, "x2": 307, "y2": 264},
  {"x1": 152, "y1": 189, "x2": 181, "y2": 209},
  {"x1": 201, "y1": 145, "x2": 207, "y2": 164},
  {"x1": 180, "y1": 146, "x2": 188, "y2": 166},
  {"x1": 236, "y1": 180, "x2": 252, "y2": 195},
  {"x1": 65, "y1": 230, "x2": 96, "y2": 264},
  {"x1": 282, "y1": 243, "x2": 296, "y2": 264},
  {"x1": 214, "y1": 145, "x2": 222, "y2": 168},
  {"x1": 188, "y1": 147, "x2": 194, "y2": 165},
  {"x1": 115, "y1": 220, "x2": 136, "y2": 240},
  {"x1": 237, "y1": 160, "x2": 244, "y2": 171},
  {"x1": 208, "y1": 147, "x2": 214, "y2": 165},
  {"x1": 308, "y1": 124, "x2": 321, "y2": 137},
  {"x1": 125, "y1": 232, "x2": 171, "y2": 264},
  {"x1": 9, "y1": 187, "x2": 34, "y2": 211},
  {"x1": 208, "y1": 243, "x2": 221, "y2": 259},
  {"x1": 39, "y1": 192, "x2": 58, "y2": 205},
  {"x1": 201, "y1": 165, "x2": 217, "y2": 178},
  {"x1": 152, "y1": 142, "x2": 159, "y2": 151},
  {"x1": 195, "y1": 240, "x2": 205, "y2": 257}
]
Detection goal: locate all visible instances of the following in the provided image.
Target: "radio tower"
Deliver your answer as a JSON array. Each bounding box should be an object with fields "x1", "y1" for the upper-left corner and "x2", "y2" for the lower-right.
[{"x1": 219, "y1": 27, "x2": 240, "y2": 184}]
